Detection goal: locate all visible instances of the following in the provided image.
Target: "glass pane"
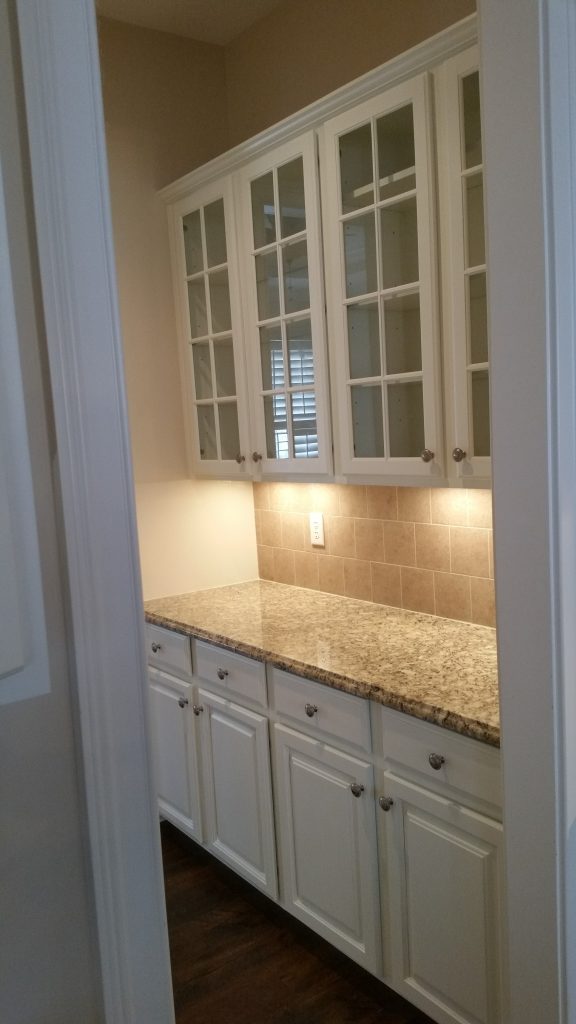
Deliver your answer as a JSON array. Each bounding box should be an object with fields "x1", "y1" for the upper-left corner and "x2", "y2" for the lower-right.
[
  {"x1": 192, "y1": 342, "x2": 212, "y2": 400},
  {"x1": 384, "y1": 291, "x2": 421, "y2": 374},
  {"x1": 290, "y1": 391, "x2": 318, "y2": 458},
  {"x1": 351, "y1": 384, "x2": 384, "y2": 457},
  {"x1": 204, "y1": 199, "x2": 227, "y2": 267},
  {"x1": 187, "y1": 279, "x2": 208, "y2": 338},
  {"x1": 208, "y1": 268, "x2": 232, "y2": 333},
  {"x1": 213, "y1": 337, "x2": 236, "y2": 397},
  {"x1": 197, "y1": 404, "x2": 217, "y2": 460},
  {"x1": 343, "y1": 213, "x2": 377, "y2": 298},
  {"x1": 465, "y1": 173, "x2": 485, "y2": 268},
  {"x1": 278, "y1": 157, "x2": 306, "y2": 238},
  {"x1": 380, "y1": 197, "x2": 419, "y2": 289},
  {"x1": 182, "y1": 210, "x2": 203, "y2": 275},
  {"x1": 264, "y1": 394, "x2": 289, "y2": 460},
  {"x1": 259, "y1": 325, "x2": 284, "y2": 390},
  {"x1": 347, "y1": 302, "x2": 381, "y2": 379},
  {"x1": 339, "y1": 124, "x2": 374, "y2": 214},
  {"x1": 283, "y1": 239, "x2": 310, "y2": 314},
  {"x1": 251, "y1": 172, "x2": 276, "y2": 248},
  {"x1": 255, "y1": 251, "x2": 280, "y2": 320},
  {"x1": 287, "y1": 319, "x2": 314, "y2": 386},
  {"x1": 377, "y1": 104, "x2": 416, "y2": 201},
  {"x1": 218, "y1": 402, "x2": 241, "y2": 461},
  {"x1": 468, "y1": 273, "x2": 488, "y2": 364},
  {"x1": 471, "y1": 369, "x2": 491, "y2": 456},
  {"x1": 462, "y1": 71, "x2": 482, "y2": 169},
  {"x1": 388, "y1": 381, "x2": 424, "y2": 457}
]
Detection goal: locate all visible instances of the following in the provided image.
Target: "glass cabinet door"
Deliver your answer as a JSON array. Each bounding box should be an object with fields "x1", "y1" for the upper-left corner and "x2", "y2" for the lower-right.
[
  {"x1": 437, "y1": 46, "x2": 491, "y2": 482},
  {"x1": 238, "y1": 133, "x2": 332, "y2": 476},
  {"x1": 321, "y1": 74, "x2": 442, "y2": 479},
  {"x1": 172, "y1": 178, "x2": 249, "y2": 475}
]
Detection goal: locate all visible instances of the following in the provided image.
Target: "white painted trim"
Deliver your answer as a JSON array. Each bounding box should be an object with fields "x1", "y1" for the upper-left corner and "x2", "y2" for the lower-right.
[
  {"x1": 15, "y1": 2, "x2": 175, "y2": 1022},
  {"x1": 480, "y1": 0, "x2": 576, "y2": 1020},
  {"x1": 159, "y1": 15, "x2": 477, "y2": 204}
]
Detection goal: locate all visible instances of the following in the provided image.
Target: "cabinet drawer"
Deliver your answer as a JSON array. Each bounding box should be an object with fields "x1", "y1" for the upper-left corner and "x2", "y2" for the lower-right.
[
  {"x1": 145, "y1": 623, "x2": 192, "y2": 679},
  {"x1": 271, "y1": 668, "x2": 371, "y2": 753},
  {"x1": 194, "y1": 641, "x2": 267, "y2": 708},
  {"x1": 378, "y1": 705, "x2": 502, "y2": 810}
]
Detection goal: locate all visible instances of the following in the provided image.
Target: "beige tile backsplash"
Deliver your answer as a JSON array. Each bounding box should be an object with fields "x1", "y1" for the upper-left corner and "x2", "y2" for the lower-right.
[{"x1": 253, "y1": 483, "x2": 496, "y2": 628}]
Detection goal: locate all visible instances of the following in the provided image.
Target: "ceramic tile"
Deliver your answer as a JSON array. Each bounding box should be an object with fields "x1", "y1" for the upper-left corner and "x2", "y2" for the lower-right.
[
  {"x1": 366, "y1": 485, "x2": 398, "y2": 521},
  {"x1": 257, "y1": 545, "x2": 274, "y2": 580},
  {"x1": 397, "y1": 487, "x2": 431, "y2": 524},
  {"x1": 415, "y1": 523, "x2": 450, "y2": 572},
  {"x1": 318, "y1": 555, "x2": 346, "y2": 596},
  {"x1": 434, "y1": 571, "x2": 472, "y2": 622},
  {"x1": 471, "y1": 576, "x2": 496, "y2": 628},
  {"x1": 467, "y1": 489, "x2": 493, "y2": 528},
  {"x1": 343, "y1": 558, "x2": 372, "y2": 601},
  {"x1": 431, "y1": 488, "x2": 469, "y2": 527},
  {"x1": 401, "y1": 566, "x2": 435, "y2": 614},
  {"x1": 384, "y1": 521, "x2": 416, "y2": 566},
  {"x1": 281, "y1": 512, "x2": 307, "y2": 551},
  {"x1": 372, "y1": 562, "x2": 402, "y2": 608},
  {"x1": 260, "y1": 509, "x2": 282, "y2": 547},
  {"x1": 355, "y1": 518, "x2": 384, "y2": 563},
  {"x1": 273, "y1": 548, "x2": 295, "y2": 585},
  {"x1": 294, "y1": 550, "x2": 319, "y2": 591},
  {"x1": 338, "y1": 484, "x2": 367, "y2": 517},
  {"x1": 326, "y1": 516, "x2": 356, "y2": 558},
  {"x1": 450, "y1": 527, "x2": 490, "y2": 578}
]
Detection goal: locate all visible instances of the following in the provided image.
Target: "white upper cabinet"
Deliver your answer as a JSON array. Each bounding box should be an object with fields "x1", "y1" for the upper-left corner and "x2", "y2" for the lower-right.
[
  {"x1": 168, "y1": 176, "x2": 251, "y2": 476},
  {"x1": 236, "y1": 133, "x2": 332, "y2": 477},
  {"x1": 320, "y1": 75, "x2": 443, "y2": 481},
  {"x1": 161, "y1": 23, "x2": 489, "y2": 486},
  {"x1": 436, "y1": 46, "x2": 490, "y2": 484}
]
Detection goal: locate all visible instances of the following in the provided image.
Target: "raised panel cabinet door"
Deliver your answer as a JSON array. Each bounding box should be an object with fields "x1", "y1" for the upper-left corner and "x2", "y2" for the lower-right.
[
  {"x1": 197, "y1": 688, "x2": 277, "y2": 898},
  {"x1": 321, "y1": 73, "x2": 443, "y2": 481},
  {"x1": 273, "y1": 724, "x2": 381, "y2": 974},
  {"x1": 236, "y1": 132, "x2": 332, "y2": 477},
  {"x1": 379, "y1": 771, "x2": 504, "y2": 1024},
  {"x1": 168, "y1": 176, "x2": 251, "y2": 478},
  {"x1": 148, "y1": 668, "x2": 203, "y2": 842},
  {"x1": 436, "y1": 46, "x2": 491, "y2": 484}
]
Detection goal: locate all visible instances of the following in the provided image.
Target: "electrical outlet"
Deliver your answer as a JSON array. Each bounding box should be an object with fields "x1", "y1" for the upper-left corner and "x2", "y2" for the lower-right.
[{"x1": 309, "y1": 511, "x2": 325, "y2": 547}]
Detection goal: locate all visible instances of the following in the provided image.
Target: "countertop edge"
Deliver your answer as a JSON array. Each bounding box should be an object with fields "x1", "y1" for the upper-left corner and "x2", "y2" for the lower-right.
[{"x1": 145, "y1": 610, "x2": 500, "y2": 749}]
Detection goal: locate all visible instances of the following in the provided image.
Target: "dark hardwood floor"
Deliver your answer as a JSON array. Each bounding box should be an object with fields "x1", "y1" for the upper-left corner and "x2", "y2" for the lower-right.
[{"x1": 161, "y1": 821, "x2": 433, "y2": 1024}]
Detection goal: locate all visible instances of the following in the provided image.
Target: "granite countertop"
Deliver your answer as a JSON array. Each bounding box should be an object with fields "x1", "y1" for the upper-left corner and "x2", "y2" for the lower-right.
[{"x1": 145, "y1": 580, "x2": 499, "y2": 747}]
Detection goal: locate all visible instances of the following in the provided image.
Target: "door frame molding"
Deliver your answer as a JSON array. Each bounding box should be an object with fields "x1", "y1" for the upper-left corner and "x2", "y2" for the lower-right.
[
  {"x1": 481, "y1": 1, "x2": 576, "y2": 1021},
  {"x1": 10, "y1": 0, "x2": 576, "y2": 1021},
  {"x1": 14, "y1": 2, "x2": 174, "y2": 1021}
]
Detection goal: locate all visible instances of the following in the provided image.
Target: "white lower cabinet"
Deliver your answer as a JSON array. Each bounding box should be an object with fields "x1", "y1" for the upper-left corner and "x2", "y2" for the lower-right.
[
  {"x1": 272, "y1": 723, "x2": 381, "y2": 974},
  {"x1": 379, "y1": 770, "x2": 504, "y2": 1024},
  {"x1": 148, "y1": 667, "x2": 203, "y2": 842},
  {"x1": 197, "y1": 687, "x2": 278, "y2": 898},
  {"x1": 147, "y1": 630, "x2": 505, "y2": 1023}
]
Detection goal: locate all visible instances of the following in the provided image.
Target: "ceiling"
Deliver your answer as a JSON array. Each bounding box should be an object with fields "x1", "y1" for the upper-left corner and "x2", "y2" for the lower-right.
[{"x1": 95, "y1": 0, "x2": 286, "y2": 46}]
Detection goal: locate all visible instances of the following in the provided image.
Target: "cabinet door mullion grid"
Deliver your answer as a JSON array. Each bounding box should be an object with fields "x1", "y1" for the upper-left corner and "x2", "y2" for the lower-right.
[
  {"x1": 237, "y1": 132, "x2": 332, "y2": 477},
  {"x1": 169, "y1": 177, "x2": 250, "y2": 477},
  {"x1": 321, "y1": 74, "x2": 443, "y2": 480},
  {"x1": 436, "y1": 45, "x2": 491, "y2": 483}
]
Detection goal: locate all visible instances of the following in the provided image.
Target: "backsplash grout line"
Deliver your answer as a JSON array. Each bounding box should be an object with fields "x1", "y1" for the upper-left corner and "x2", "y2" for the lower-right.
[{"x1": 254, "y1": 483, "x2": 495, "y2": 627}]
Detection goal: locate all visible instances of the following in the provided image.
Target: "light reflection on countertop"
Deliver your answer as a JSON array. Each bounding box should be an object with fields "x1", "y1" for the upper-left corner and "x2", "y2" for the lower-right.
[{"x1": 145, "y1": 579, "x2": 499, "y2": 746}]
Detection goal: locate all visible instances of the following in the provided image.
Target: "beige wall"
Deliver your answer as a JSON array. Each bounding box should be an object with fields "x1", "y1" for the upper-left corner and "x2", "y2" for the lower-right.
[
  {"x1": 98, "y1": 19, "x2": 258, "y2": 599},
  {"x1": 99, "y1": 3, "x2": 478, "y2": 605},
  {"x1": 225, "y1": 0, "x2": 475, "y2": 146}
]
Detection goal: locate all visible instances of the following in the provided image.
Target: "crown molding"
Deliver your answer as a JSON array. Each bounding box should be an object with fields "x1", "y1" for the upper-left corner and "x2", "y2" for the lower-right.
[{"x1": 159, "y1": 14, "x2": 477, "y2": 203}]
